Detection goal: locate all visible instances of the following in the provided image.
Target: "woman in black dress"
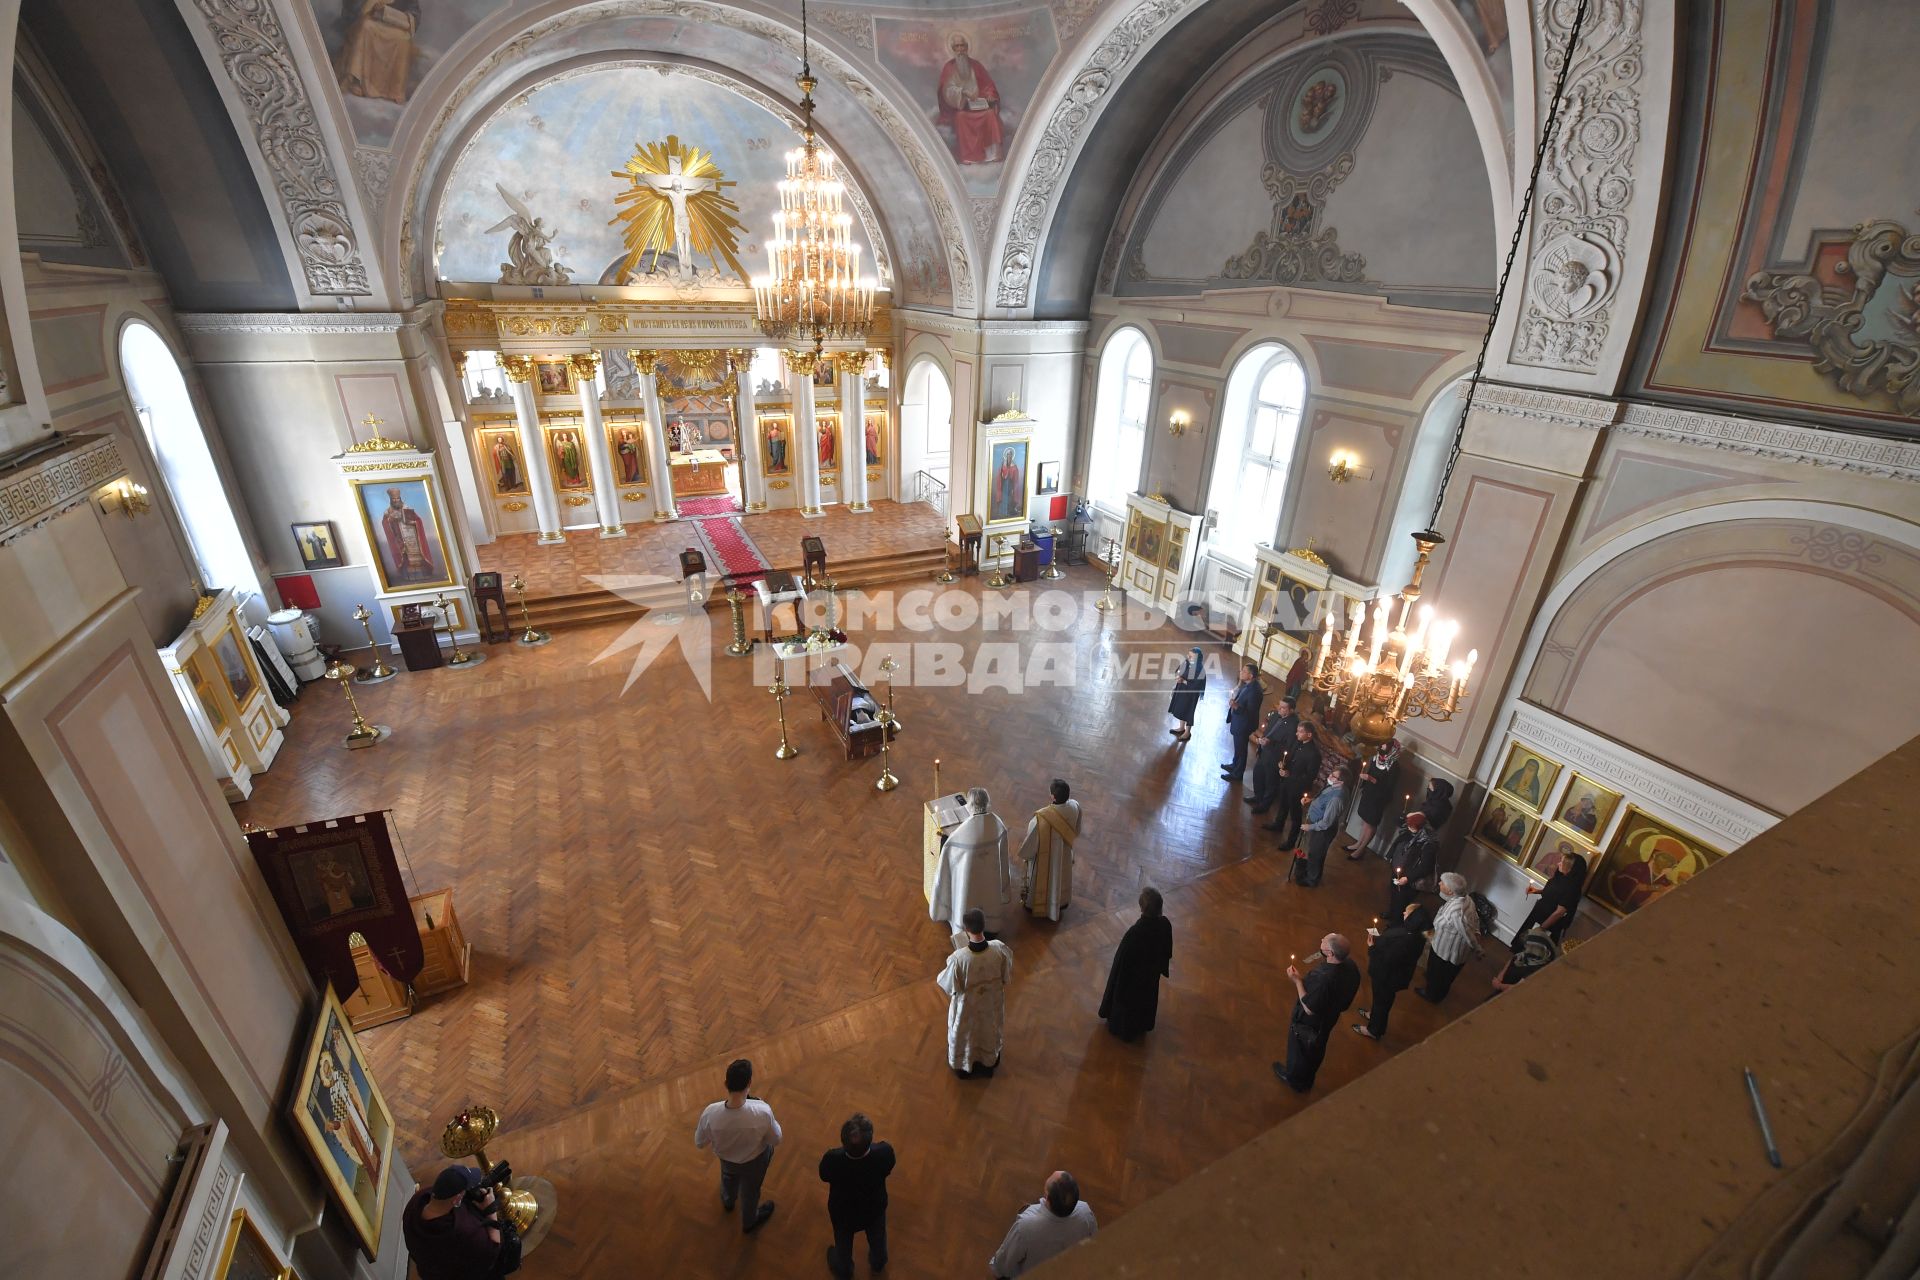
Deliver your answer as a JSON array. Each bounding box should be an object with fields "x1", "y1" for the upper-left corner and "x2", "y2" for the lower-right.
[
  {"x1": 1420, "y1": 777, "x2": 1456, "y2": 830},
  {"x1": 1165, "y1": 647, "x2": 1206, "y2": 743},
  {"x1": 1344, "y1": 737, "x2": 1401, "y2": 860},
  {"x1": 1099, "y1": 887, "x2": 1173, "y2": 1040},
  {"x1": 1516, "y1": 849, "x2": 1588, "y2": 943}
]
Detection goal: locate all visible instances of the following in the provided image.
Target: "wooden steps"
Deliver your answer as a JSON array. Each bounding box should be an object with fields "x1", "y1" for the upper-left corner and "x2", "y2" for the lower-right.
[{"x1": 522, "y1": 544, "x2": 952, "y2": 631}]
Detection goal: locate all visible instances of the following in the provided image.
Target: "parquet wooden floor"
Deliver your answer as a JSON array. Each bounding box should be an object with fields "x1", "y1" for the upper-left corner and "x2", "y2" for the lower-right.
[{"x1": 237, "y1": 565, "x2": 1495, "y2": 1278}]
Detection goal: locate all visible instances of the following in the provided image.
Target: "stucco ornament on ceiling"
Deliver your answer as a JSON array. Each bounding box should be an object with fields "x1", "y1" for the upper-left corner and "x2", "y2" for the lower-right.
[
  {"x1": 188, "y1": 0, "x2": 371, "y2": 296},
  {"x1": 1509, "y1": 0, "x2": 1643, "y2": 371},
  {"x1": 1220, "y1": 154, "x2": 1365, "y2": 285},
  {"x1": 1742, "y1": 220, "x2": 1920, "y2": 418}
]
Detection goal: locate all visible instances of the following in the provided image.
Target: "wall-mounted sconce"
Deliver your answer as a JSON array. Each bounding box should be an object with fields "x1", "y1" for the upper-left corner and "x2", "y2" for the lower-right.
[
  {"x1": 1167, "y1": 409, "x2": 1191, "y2": 437},
  {"x1": 1327, "y1": 450, "x2": 1373, "y2": 484},
  {"x1": 103, "y1": 479, "x2": 151, "y2": 518}
]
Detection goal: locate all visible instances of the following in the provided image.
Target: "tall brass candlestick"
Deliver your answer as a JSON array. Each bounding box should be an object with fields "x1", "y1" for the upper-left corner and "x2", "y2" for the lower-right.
[
  {"x1": 985, "y1": 532, "x2": 1015, "y2": 590},
  {"x1": 1094, "y1": 536, "x2": 1121, "y2": 612},
  {"x1": 352, "y1": 604, "x2": 396, "y2": 682},
  {"x1": 724, "y1": 587, "x2": 754, "y2": 656},
  {"x1": 437, "y1": 593, "x2": 483, "y2": 667},
  {"x1": 326, "y1": 660, "x2": 383, "y2": 748},
  {"x1": 509, "y1": 575, "x2": 550, "y2": 647},
  {"x1": 875, "y1": 655, "x2": 900, "y2": 792},
  {"x1": 771, "y1": 658, "x2": 798, "y2": 760}
]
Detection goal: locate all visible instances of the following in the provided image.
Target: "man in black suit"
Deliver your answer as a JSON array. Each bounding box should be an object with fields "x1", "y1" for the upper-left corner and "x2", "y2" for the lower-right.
[
  {"x1": 1218, "y1": 663, "x2": 1264, "y2": 784},
  {"x1": 1245, "y1": 698, "x2": 1297, "y2": 813},
  {"x1": 1272, "y1": 933, "x2": 1361, "y2": 1092},
  {"x1": 1264, "y1": 720, "x2": 1322, "y2": 845},
  {"x1": 819, "y1": 1113, "x2": 895, "y2": 1277}
]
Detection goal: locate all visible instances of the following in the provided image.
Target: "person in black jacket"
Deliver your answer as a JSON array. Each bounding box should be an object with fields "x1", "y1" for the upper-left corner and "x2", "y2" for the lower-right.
[
  {"x1": 1244, "y1": 701, "x2": 1296, "y2": 814},
  {"x1": 1419, "y1": 778, "x2": 1456, "y2": 831},
  {"x1": 1352, "y1": 903, "x2": 1432, "y2": 1042},
  {"x1": 819, "y1": 1114, "x2": 895, "y2": 1277},
  {"x1": 1098, "y1": 887, "x2": 1174, "y2": 1040},
  {"x1": 1271, "y1": 933, "x2": 1361, "y2": 1092},
  {"x1": 1219, "y1": 662, "x2": 1264, "y2": 781},
  {"x1": 1382, "y1": 812, "x2": 1438, "y2": 918},
  {"x1": 1263, "y1": 721, "x2": 1322, "y2": 846}
]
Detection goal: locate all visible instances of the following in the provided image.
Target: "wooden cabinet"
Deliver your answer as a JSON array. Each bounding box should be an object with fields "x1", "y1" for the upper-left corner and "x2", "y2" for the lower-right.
[{"x1": 411, "y1": 889, "x2": 472, "y2": 997}]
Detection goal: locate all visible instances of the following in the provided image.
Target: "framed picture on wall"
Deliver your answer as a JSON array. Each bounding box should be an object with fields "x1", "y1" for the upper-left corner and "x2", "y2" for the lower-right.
[
  {"x1": 1493, "y1": 741, "x2": 1560, "y2": 813},
  {"x1": 291, "y1": 521, "x2": 343, "y2": 570},
  {"x1": 1523, "y1": 825, "x2": 1597, "y2": 885},
  {"x1": 214, "y1": 1208, "x2": 291, "y2": 1280},
  {"x1": 761, "y1": 414, "x2": 793, "y2": 476},
  {"x1": 608, "y1": 420, "x2": 649, "y2": 485},
  {"x1": 986, "y1": 439, "x2": 1029, "y2": 523},
  {"x1": 535, "y1": 360, "x2": 573, "y2": 394},
  {"x1": 288, "y1": 986, "x2": 396, "y2": 1258},
  {"x1": 212, "y1": 626, "x2": 256, "y2": 706},
  {"x1": 1590, "y1": 807, "x2": 1725, "y2": 918},
  {"x1": 351, "y1": 478, "x2": 456, "y2": 592},
  {"x1": 545, "y1": 424, "x2": 591, "y2": 491},
  {"x1": 477, "y1": 428, "x2": 530, "y2": 497},
  {"x1": 862, "y1": 411, "x2": 887, "y2": 468},
  {"x1": 1553, "y1": 772, "x2": 1623, "y2": 840},
  {"x1": 816, "y1": 412, "x2": 841, "y2": 477},
  {"x1": 1472, "y1": 791, "x2": 1539, "y2": 864},
  {"x1": 1036, "y1": 461, "x2": 1059, "y2": 494}
]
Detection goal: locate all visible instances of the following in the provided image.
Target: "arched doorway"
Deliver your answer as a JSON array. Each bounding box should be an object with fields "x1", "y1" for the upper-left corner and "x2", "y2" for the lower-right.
[
  {"x1": 118, "y1": 320, "x2": 260, "y2": 600},
  {"x1": 900, "y1": 357, "x2": 953, "y2": 512}
]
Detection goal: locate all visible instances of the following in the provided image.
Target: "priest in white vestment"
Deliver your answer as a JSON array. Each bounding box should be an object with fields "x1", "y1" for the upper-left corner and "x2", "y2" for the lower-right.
[
  {"x1": 1017, "y1": 778, "x2": 1082, "y2": 922},
  {"x1": 930, "y1": 787, "x2": 1012, "y2": 933},
  {"x1": 937, "y1": 908, "x2": 1013, "y2": 1077}
]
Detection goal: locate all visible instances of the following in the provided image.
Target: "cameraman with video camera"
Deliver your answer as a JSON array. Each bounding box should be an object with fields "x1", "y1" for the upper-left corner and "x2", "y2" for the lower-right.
[{"x1": 402, "y1": 1162, "x2": 523, "y2": 1279}]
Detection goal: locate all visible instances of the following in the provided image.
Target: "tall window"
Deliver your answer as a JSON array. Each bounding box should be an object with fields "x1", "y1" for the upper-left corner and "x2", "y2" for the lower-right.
[
  {"x1": 1379, "y1": 376, "x2": 1467, "y2": 588},
  {"x1": 1086, "y1": 327, "x2": 1152, "y2": 512},
  {"x1": 1205, "y1": 344, "x2": 1307, "y2": 563},
  {"x1": 119, "y1": 321, "x2": 260, "y2": 597}
]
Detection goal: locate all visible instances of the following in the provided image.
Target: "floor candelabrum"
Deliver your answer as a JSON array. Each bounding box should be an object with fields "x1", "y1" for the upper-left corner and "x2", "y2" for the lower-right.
[
  {"x1": 1095, "y1": 537, "x2": 1121, "y2": 612},
  {"x1": 875, "y1": 654, "x2": 900, "y2": 792},
  {"x1": 509, "y1": 575, "x2": 550, "y2": 647},
  {"x1": 352, "y1": 604, "x2": 396, "y2": 682}
]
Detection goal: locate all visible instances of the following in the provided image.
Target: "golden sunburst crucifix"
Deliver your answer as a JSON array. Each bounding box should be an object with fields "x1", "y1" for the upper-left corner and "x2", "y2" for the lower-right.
[{"x1": 609, "y1": 135, "x2": 749, "y2": 283}]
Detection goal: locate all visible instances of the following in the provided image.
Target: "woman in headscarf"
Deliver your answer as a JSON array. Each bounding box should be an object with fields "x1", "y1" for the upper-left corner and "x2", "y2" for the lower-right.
[
  {"x1": 1098, "y1": 887, "x2": 1174, "y2": 1041},
  {"x1": 1516, "y1": 848, "x2": 1588, "y2": 944},
  {"x1": 1166, "y1": 647, "x2": 1206, "y2": 743},
  {"x1": 1416, "y1": 872, "x2": 1482, "y2": 1003},
  {"x1": 1344, "y1": 737, "x2": 1401, "y2": 860},
  {"x1": 1420, "y1": 778, "x2": 1456, "y2": 831},
  {"x1": 1352, "y1": 901, "x2": 1431, "y2": 1042}
]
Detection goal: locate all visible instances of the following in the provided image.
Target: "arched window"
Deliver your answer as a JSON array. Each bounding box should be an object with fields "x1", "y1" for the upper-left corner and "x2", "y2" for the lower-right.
[
  {"x1": 1205, "y1": 344, "x2": 1307, "y2": 563},
  {"x1": 1086, "y1": 327, "x2": 1152, "y2": 512},
  {"x1": 1379, "y1": 376, "x2": 1467, "y2": 588},
  {"x1": 119, "y1": 321, "x2": 259, "y2": 597}
]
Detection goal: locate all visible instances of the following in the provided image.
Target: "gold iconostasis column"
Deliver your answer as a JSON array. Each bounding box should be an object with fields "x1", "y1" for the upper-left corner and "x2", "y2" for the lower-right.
[
  {"x1": 838, "y1": 350, "x2": 871, "y2": 513},
  {"x1": 790, "y1": 351, "x2": 825, "y2": 518},
  {"x1": 630, "y1": 350, "x2": 678, "y2": 521},
  {"x1": 502, "y1": 356, "x2": 566, "y2": 544},
  {"x1": 732, "y1": 349, "x2": 766, "y2": 512},
  {"x1": 570, "y1": 353, "x2": 625, "y2": 538}
]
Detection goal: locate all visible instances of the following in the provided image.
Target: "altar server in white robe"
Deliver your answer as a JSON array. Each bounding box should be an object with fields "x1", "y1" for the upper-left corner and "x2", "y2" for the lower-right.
[
  {"x1": 937, "y1": 908, "x2": 1013, "y2": 1078},
  {"x1": 931, "y1": 787, "x2": 1012, "y2": 934},
  {"x1": 1017, "y1": 778, "x2": 1082, "y2": 922}
]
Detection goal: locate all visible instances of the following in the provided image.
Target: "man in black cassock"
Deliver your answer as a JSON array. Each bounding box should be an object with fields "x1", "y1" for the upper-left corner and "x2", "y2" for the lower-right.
[
  {"x1": 1272, "y1": 933, "x2": 1360, "y2": 1092},
  {"x1": 1264, "y1": 720, "x2": 1323, "y2": 846},
  {"x1": 1244, "y1": 699, "x2": 1296, "y2": 815},
  {"x1": 1098, "y1": 887, "x2": 1174, "y2": 1041}
]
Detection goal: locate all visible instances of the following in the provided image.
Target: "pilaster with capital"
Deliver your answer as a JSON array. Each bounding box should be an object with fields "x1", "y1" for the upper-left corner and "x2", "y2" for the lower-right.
[
  {"x1": 731, "y1": 350, "x2": 765, "y2": 512},
  {"x1": 836, "y1": 351, "x2": 872, "y2": 513},
  {"x1": 502, "y1": 355, "x2": 565, "y2": 544},
  {"x1": 570, "y1": 353, "x2": 624, "y2": 537},
  {"x1": 629, "y1": 350, "x2": 677, "y2": 520},
  {"x1": 788, "y1": 352, "x2": 825, "y2": 518}
]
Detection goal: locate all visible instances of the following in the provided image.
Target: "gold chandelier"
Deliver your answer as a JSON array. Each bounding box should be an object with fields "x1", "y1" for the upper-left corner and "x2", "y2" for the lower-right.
[
  {"x1": 1308, "y1": 530, "x2": 1475, "y2": 749},
  {"x1": 752, "y1": 0, "x2": 875, "y2": 355}
]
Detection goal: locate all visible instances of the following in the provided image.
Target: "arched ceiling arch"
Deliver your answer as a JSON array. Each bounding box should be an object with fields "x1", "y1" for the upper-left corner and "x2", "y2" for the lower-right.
[
  {"x1": 987, "y1": 0, "x2": 1521, "y2": 316},
  {"x1": 384, "y1": 2, "x2": 982, "y2": 312}
]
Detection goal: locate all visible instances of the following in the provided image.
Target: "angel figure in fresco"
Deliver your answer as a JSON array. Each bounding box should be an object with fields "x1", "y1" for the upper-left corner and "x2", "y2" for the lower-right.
[
  {"x1": 486, "y1": 184, "x2": 571, "y2": 286},
  {"x1": 937, "y1": 34, "x2": 1003, "y2": 164},
  {"x1": 334, "y1": 0, "x2": 420, "y2": 105}
]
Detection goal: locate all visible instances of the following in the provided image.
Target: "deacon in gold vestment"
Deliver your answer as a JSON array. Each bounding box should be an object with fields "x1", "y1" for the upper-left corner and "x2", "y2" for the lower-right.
[{"x1": 1017, "y1": 779, "x2": 1082, "y2": 922}]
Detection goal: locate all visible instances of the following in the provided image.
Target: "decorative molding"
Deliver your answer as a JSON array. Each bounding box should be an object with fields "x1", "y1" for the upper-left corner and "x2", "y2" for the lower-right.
[
  {"x1": 997, "y1": 0, "x2": 1204, "y2": 308},
  {"x1": 1304, "y1": 0, "x2": 1360, "y2": 35},
  {"x1": 175, "y1": 312, "x2": 404, "y2": 335},
  {"x1": 339, "y1": 460, "x2": 432, "y2": 473},
  {"x1": 186, "y1": 0, "x2": 371, "y2": 296},
  {"x1": 1741, "y1": 220, "x2": 1920, "y2": 417},
  {"x1": 810, "y1": 6, "x2": 874, "y2": 51},
  {"x1": 354, "y1": 146, "x2": 394, "y2": 228},
  {"x1": 403, "y1": 1, "x2": 965, "y2": 307},
  {"x1": 1615, "y1": 402, "x2": 1920, "y2": 483},
  {"x1": 1502, "y1": 703, "x2": 1777, "y2": 847},
  {"x1": 896, "y1": 310, "x2": 1089, "y2": 338},
  {"x1": 0, "y1": 435, "x2": 127, "y2": 546},
  {"x1": 1510, "y1": 0, "x2": 1643, "y2": 371},
  {"x1": 1471, "y1": 382, "x2": 1622, "y2": 430},
  {"x1": 1222, "y1": 154, "x2": 1364, "y2": 285}
]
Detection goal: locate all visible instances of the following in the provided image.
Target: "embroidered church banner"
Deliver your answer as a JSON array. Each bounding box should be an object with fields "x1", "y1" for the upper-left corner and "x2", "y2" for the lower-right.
[{"x1": 246, "y1": 811, "x2": 423, "y2": 998}]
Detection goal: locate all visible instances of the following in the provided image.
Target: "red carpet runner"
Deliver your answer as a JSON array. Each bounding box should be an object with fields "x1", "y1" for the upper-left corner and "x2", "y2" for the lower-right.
[{"x1": 685, "y1": 504, "x2": 772, "y2": 585}]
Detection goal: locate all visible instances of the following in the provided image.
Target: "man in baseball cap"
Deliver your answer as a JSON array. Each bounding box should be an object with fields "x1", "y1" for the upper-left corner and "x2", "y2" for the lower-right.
[{"x1": 401, "y1": 1163, "x2": 521, "y2": 1278}]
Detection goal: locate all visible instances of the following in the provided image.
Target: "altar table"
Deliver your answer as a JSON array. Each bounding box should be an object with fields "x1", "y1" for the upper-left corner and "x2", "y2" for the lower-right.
[{"x1": 669, "y1": 448, "x2": 730, "y2": 497}]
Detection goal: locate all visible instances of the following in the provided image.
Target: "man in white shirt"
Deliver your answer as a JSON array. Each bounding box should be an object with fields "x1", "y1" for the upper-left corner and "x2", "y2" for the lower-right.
[
  {"x1": 989, "y1": 1170, "x2": 1097, "y2": 1277},
  {"x1": 694, "y1": 1058, "x2": 782, "y2": 1234}
]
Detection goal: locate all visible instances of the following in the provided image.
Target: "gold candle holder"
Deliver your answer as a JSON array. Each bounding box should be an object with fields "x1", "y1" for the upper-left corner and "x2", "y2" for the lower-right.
[
  {"x1": 436, "y1": 592, "x2": 483, "y2": 667},
  {"x1": 326, "y1": 660, "x2": 383, "y2": 748},
  {"x1": 935, "y1": 543, "x2": 959, "y2": 584},
  {"x1": 771, "y1": 668, "x2": 798, "y2": 760},
  {"x1": 1094, "y1": 537, "x2": 1121, "y2": 612},
  {"x1": 875, "y1": 654, "x2": 900, "y2": 792},
  {"x1": 352, "y1": 604, "x2": 396, "y2": 682},
  {"x1": 509, "y1": 575, "x2": 550, "y2": 647},
  {"x1": 985, "y1": 532, "x2": 1015, "y2": 590},
  {"x1": 725, "y1": 587, "x2": 754, "y2": 656},
  {"x1": 439, "y1": 1104, "x2": 555, "y2": 1255}
]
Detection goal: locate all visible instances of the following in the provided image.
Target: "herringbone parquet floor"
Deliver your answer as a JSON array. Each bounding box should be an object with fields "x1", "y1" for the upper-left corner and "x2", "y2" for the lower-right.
[{"x1": 237, "y1": 563, "x2": 1493, "y2": 1278}]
